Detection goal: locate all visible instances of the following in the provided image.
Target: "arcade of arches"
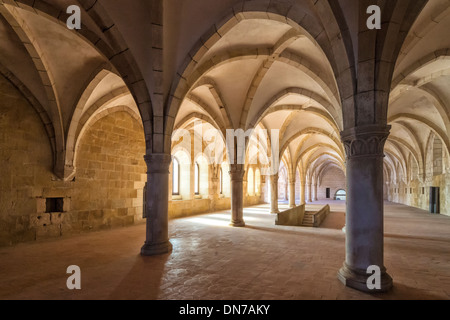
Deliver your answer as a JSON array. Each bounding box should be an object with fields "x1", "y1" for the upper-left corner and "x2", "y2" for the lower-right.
[{"x1": 0, "y1": 0, "x2": 450, "y2": 296}]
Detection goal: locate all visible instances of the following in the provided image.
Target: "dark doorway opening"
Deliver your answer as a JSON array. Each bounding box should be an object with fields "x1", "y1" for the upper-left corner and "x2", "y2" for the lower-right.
[
  {"x1": 326, "y1": 188, "x2": 331, "y2": 199},
  {"x1": 430, "y1": 187, "x2": 440, "y2": 214}
]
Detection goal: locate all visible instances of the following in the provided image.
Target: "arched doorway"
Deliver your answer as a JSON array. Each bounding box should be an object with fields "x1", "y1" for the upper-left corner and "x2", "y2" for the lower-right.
[{"x1": 335, "y1": 189, "x2": 347, "y2": 201}]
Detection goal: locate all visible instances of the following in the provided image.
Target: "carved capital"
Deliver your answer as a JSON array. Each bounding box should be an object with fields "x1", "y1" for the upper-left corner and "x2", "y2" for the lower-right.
[
  {"x1": 229, "y1": 164, "x2": 245, "y2": 181},
  {"x1": 144, "y1": 153, "x2": 172, "y2": 174},
  {"x1": 341, "y1": 125, "x2": 391, "y2": 160}
]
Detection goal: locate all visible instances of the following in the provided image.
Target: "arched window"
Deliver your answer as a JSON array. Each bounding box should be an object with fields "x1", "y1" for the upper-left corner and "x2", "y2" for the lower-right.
[
  {"x1": 220, "y1": 168, "x2": 223, "y2": 195},
  {"x1": 221, "y1": 162, "x2": 231, "y2": 197},
  {"x1": 194, "y1": 162, "x2": 200, "y2": 195},
  {"x1": 255, "y1": 168, "x2": 261, "y2": 195},
  {"x1": 278, "y1": 165, "x2": 287, "y2": 200},
  {"x1": 172, "y1": 157, "x2": 180, "y2": 195},
  {"x1": 335, "y1": 189, "x2": 347, "y2": 201},
  {"x1": 247, "y1": 168, "x2": 254, "y2": 195}
]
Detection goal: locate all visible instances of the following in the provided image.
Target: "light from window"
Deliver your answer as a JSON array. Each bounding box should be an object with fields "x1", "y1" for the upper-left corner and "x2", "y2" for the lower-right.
[
  {"x1": 247, "y1": 168, "x2": 254, "y2": 195},
  {"x1": 172, "y1": 157, "x2": 180, "y2": 195},
  {"x1": 255, "y1": 169, "x2": 261, "y2": 195},
  {"x1": 195, "y1": 162, "x2": 200, "y2": 195},
  {"x1": 335, "y1": 189, "x2": 346, "y2": 201},
  {"x1": 220, "y1": 168, "x2": 223, "y2": 194}
]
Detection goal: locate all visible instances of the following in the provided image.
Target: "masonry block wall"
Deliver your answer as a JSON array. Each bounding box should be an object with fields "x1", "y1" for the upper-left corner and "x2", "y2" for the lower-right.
[
  {"x1": 387, "y1": 143, "x2": 450, "y2": 217},
  {"x1": 0, "y1": 74, "x2": 268, "y2": 246},
  {"x1": 278, "y1": 178, "x2": 288, "y2": 201},
  {"x1": 0, "y1": 75, "x2": 54, "y2": 246},
  {"x1": 70, "y1": 111, "x2": 147, "y2": 233},
  {"x1": 317, "y1": 167, "x2": 346, "y2": 200},
  {"x1": 0, "y1": 74, "x2": 150, "y2": 246},
  {"x1": 389, "y1": 174, "x2": 450, "y2": 217}
]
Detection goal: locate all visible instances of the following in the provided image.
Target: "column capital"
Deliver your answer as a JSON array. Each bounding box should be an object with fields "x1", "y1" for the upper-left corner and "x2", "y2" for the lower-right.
[
  {"x1": 229, "y1": 164, "x2": 245, "y2": 181},
  {"x1": 341, "y1": 125, "x2": 391, "y2": 159},
  {"x1": 144, "y1": 153, "x2": 172, "y2": 174}
]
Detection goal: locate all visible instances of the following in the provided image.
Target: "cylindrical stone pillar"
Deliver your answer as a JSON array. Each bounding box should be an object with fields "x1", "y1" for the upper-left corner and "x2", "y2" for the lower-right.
[
  {"x1": 337, "y1": 125, "x2": 393, "y2": 293},
  {"x1": 141, "y1": 154, "x2": 173, "y2": 256},
  {"x1": 209, "y1": 177, "x2": 219, "y2": 211},
  {"x1": 314, "y1": 184, "x2": 318, "y2": 201},
  {"x1": 300, "y1": 180, "x2": 306, "y2": 205},
  {"x1": 229, "y1": 164, "x2": 245, "y2": 227},
  {"x1": 307, "y1": 183, "x2": 312, "y2": 203},
  {"x1": 289, "y1": 180, "x2": 296, "y2": 208},
  {"x1": 270, "y1": 174, "x2": 280, "y2": 214}
]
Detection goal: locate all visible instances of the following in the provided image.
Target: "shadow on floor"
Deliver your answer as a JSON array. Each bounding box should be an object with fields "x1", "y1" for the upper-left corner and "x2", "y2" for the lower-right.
[
  {"x1": 373, "y1": 283, "x2": 446, "y2": 300},
  {"x1": 385, "y1": 233, "x2": 450, "y2": 243},
  {"x1": 244, "y1": 225, "x2": 344, "y2": 243},
  {"x1": 318, "y1": 212, "x2": 346, "y2": 230},
  {"x1": 108, "y1": 253, "x2": 170, "y2": 300}
]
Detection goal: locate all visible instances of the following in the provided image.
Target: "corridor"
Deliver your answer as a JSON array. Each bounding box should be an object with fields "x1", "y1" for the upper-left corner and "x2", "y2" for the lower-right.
[{"x1": 0, "y1": 202, "x2": 449, "y2": 300}]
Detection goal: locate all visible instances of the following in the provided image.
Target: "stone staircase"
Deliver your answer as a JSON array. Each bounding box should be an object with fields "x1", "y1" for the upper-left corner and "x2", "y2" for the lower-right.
[
  {"x1": 276, "y1": 204, "x2": 330, "y2": 228},
  {"x1": 302, "y1": 213, "x2": 315, "y2": 227},
  {"x1": 302, "y1": 205, "x2": 331, "y2": 227}
]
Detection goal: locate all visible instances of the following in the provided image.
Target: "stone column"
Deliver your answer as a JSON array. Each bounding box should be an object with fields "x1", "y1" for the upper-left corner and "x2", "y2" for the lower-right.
[
  {"x1": 314, "y1": 184, "x2": 318, "y2": 201},
  {"x1": 300, "y1": 180, "x2": 306, "y2": 205},
  {"x1": 209, "y1": 165, "x2": 219, "y2": 212},
  {"x1": 289, "y1": 179, "x2": 296, "y2": 208},
  {"x1": 270, "y1": 174, "x2": 280, "y2": 214},
  {"x1": 307, "y1": 182, "x2": 312, "y2": 203},
  {"x1": 229, "y1": 164, "x2": 245, "y2": 227},
  {"x1": 141, "y1": 154, "x2": 173, "y2": 256},
  {"x1": 243, "y1": 177, "x2": 248, "y2": 206},
  {"x1": 338, "y1": 125, "x2": 393, "y2": 293}
]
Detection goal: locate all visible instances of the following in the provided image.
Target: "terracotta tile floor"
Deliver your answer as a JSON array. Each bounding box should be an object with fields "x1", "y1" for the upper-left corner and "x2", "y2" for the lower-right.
[{"x1": 0, "y1": 201, "x2": 449, "y2": 300}]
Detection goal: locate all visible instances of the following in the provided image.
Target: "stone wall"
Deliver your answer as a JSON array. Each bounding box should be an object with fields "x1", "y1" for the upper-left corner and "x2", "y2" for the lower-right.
[
  {"x1": 68, "y1": 111, "x2": 147, "y2": 233},
  {"x1": 168, "y1": 194, "x2": 263, "y2": 220},
  {"x1": 0, "y1": 71, "x2": 152, "y2": 247},
  {"x1": 388, "y1": 174, "x2": 450, "y2": 217},
  {"x1": 0, "y1": 74, "x2": 54, "y2": 246},
  {"x1": 0, "y1": 75, "x2": 266, "y2": 246},
  {"x1": 318, "y1": 167, "x2": 346, "y2": 200}
]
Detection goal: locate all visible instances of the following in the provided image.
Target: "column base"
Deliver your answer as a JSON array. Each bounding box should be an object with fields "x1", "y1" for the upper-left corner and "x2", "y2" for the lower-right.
[
  {"x1": 230, "y1": 220, "x2": 246, "y2": 228},
  {"x1": 141, "y1": 241, "x2": 173, "y2": 256},
  {"x1": 270, "y1": 210, "x2": 280, "y2": 214},
  {"x1": 338, "y1": 263, "x2": 393, "y2": 293}
]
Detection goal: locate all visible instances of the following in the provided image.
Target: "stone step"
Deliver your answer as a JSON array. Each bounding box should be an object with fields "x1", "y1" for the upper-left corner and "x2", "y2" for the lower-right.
[{"x1": 302, "y1": 213, "x2": 314, "y2": 227}]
